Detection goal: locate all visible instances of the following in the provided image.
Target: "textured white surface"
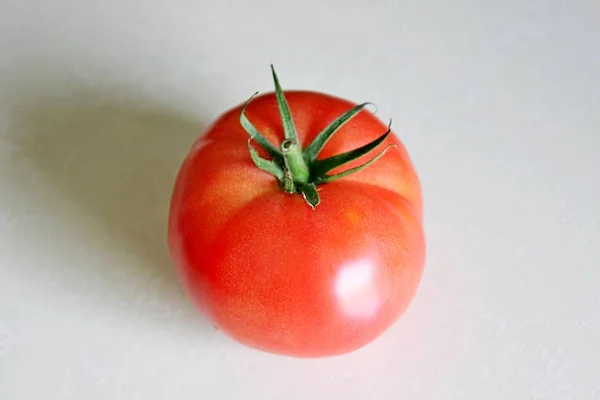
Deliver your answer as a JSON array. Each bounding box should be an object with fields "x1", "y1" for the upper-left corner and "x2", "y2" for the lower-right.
[{"x1": 1, "y1": 1, "x2": 599, "y2": 399}]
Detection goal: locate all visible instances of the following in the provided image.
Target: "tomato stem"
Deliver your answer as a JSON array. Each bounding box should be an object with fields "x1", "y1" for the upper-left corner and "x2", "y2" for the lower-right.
[
  {"x1": 281, "y1": 139, "x2": 310, "y2": 187},
  {"x1": 240, "y1": 66, "x2": 396, "y2": 210}
]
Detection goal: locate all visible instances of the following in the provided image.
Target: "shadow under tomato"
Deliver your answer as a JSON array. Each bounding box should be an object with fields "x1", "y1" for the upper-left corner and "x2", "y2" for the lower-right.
[{"x1": 6, "y1": 80, "x2": 215, "y2": 334}]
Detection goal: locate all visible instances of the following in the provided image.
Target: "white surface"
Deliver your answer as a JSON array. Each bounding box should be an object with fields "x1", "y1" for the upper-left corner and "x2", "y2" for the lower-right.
[{"x1": 1, "y1": 0, "x2": 599, "y2": 398}]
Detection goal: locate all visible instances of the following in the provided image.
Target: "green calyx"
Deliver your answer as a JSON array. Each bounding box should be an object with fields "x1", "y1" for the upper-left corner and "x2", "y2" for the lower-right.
[{"x1": 242, "y1": 65, "x2": 396, "y2": 209}]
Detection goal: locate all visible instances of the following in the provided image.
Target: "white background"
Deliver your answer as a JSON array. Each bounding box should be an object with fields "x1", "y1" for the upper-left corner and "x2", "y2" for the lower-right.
[{"x1": 1, "y1": 1, "x2": 599, "y2": 399}]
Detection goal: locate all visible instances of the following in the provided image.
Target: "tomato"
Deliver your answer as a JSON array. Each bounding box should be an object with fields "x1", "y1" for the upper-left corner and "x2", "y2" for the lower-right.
[{"x1": 168, "y1": 67, "x2": 425, "y2": 357}]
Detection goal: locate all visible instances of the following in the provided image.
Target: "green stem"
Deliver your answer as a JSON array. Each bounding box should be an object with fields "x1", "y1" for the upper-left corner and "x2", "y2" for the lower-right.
[
  {"x1": 281, "y1": 168, "x2": 295, "y2": 193},
  {"x1": 280, "y1": 139, "x2": 310, "y2": 186},
  {"x1": 242, "y1": 66, "x2": 396, "y2": 209}
]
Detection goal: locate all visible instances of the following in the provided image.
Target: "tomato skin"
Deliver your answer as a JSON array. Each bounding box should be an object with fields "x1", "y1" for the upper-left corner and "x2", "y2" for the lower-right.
[{"x1": 169, "y1": 91, "x2": 425, "y2": 357}]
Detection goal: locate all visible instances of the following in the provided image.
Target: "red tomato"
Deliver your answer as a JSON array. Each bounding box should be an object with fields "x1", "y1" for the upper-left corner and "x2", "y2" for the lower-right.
[{"x1": 168, "y1": 68, "x2": 425, "y2": 357}]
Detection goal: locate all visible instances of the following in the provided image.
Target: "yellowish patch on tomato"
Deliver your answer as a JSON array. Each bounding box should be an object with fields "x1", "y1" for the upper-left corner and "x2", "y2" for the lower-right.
[{"x1": 344, "y1": 208, "x2": 362, "y2": 225}]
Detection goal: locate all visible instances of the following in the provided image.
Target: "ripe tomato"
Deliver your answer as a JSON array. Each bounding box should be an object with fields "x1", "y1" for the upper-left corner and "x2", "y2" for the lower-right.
[{"x1": 168, "y1": 67, "x2": 425, "y2": 357}]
